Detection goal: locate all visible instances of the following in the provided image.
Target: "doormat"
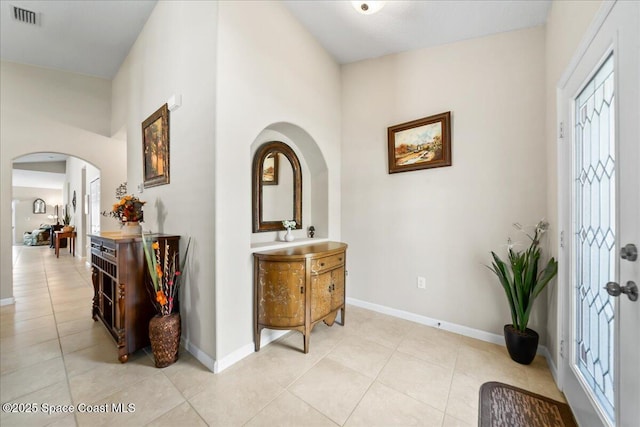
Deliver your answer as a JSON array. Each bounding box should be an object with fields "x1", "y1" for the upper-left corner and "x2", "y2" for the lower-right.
[{"x1": 479, "y1": 381, "x2": 577, "y2": 427}]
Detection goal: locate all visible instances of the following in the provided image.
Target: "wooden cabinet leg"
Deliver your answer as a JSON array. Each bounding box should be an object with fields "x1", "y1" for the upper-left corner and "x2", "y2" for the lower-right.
[
  {"x1": 340, "y1": 307, "x2": 345, "y2": 326},
  {"x1": 118, "y1": 353, "x2": 129, "y2": 363},
  {"x1": 255, "y1": 326, "x2": 262, "y2": 352},
  {"x1": 303, "y1": 333, "x2": 309, "y2": 354}
]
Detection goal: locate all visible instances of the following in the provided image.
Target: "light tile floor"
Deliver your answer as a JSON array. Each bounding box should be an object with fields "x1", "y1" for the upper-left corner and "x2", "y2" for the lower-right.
[{"x1": 1, "y1": 245, "x2": 565, "y2": 426}]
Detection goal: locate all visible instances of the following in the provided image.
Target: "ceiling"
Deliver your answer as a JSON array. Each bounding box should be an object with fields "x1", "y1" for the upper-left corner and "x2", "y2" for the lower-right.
[
  {"x1": 0, "y1": 1, "x2": 551, "y2": 79},
  {"x1": 284, "y1": 1, "x2": 551, "y2": 64},
  {"x1": 12, "y1": 153, "x2": 67, "y2": 189},
  {"x1": 13, "y1": 153, "x2": 68, "y2": 163},
  {"x1": 12, "y1": 169, "x2": 65, "y2": 189},
  {"x1": 0, "y1": 0, "x2": 156, "y2": 79}
]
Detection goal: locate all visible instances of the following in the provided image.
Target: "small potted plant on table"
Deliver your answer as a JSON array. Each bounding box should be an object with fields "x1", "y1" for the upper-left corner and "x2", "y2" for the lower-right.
[{"x1": 62, "y1": 209, "x2": 73, "y2": 232}]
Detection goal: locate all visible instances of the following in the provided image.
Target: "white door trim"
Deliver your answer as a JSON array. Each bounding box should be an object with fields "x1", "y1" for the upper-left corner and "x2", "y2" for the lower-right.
[{"x1": 555, "y1": 0, "x2": 617, "y2": 392}]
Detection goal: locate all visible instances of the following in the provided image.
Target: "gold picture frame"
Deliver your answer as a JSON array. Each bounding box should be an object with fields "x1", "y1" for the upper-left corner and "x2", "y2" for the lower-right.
[
  {"x1": 142, "y1": 104, "x2": 170, "y2": 188},
  {"x1": 388, "y1": 111, "x2": 452, "y2": 174}
]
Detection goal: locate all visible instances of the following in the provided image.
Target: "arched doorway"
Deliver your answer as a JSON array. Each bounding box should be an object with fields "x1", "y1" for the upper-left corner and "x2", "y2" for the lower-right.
[{"x1": 12, "y1": 152, "x2": 101, "y2": 259}]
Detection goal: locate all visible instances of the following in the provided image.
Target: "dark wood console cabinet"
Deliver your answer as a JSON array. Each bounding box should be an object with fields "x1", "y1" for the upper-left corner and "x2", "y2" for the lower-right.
[
  {"x1": 254, "y1": 241, "x2": 348, "y2": 353},
  {"x1": 90, "y1": 233, "x2": 179, "y2": 362}
]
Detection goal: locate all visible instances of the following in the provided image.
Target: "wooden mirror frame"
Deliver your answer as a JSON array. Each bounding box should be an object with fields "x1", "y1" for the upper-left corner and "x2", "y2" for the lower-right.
[{"x1": 252, "y1": 141, "x2": 302, "y2": 232}]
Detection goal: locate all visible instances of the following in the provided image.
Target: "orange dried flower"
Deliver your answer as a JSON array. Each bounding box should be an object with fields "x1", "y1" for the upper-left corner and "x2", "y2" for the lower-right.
[
  {"x1": 155, "y1": 264, "x2": 163, "y2": 278},
  {"x1": 156, "y1": 290, "x2": 167, "y2": 306},
  {"x1": 152, "y1": 242, "x2": 160, "y2": 250}
]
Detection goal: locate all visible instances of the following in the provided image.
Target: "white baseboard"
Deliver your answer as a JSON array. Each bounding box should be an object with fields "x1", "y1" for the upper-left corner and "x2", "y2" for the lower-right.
[
  {"x1": 213, "y1": 329, "x2": 289, "y2": 373},
  {"x1": 347, "y1": 297, "x2": 506, "y2": 345},
  {"x1": 538, "y1": 345, "x2": 559, "y2": 384},
  {"x1": 182, "y1": 338, "x2": 216, "y2": 373},
  {"x1": 346, "y1": 297, "x2": 557, "y2": 375},
  {"x1": 189, "y1": 297, "x2": 559, "y2": 378},
  {"x1": 0, "y1": 297, "x2": 15, "y2": 306},
  {"x1": 182, "y1": 329, "x2": 290, "y2": 374}
]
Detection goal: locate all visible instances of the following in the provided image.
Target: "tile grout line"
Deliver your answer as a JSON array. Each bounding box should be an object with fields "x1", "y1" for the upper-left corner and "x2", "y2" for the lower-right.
[
  {"x1": 242, "y1": 330, "x2": 348, "y2": 426},
  {"x1": 43, "y1": 247, "x2": 81, "y2": 426},
  {"x1": 317, "y1": 321, "x2": 408, "y2": 426},
  {"x1": 376, "y1": 330, "x2": 452, "y2": 425},
  {"x1": 441, "y1": 339, "x2": 462, "y2": 426},
  {"x1": 152, "y1": 357, "x2": 211, "y2": 426}
]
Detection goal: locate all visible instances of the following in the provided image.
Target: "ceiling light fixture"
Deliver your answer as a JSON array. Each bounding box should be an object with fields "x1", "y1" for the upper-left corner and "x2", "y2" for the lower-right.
[{"x1": 351, "y1": 1, "x2": 386, "y2": 15}]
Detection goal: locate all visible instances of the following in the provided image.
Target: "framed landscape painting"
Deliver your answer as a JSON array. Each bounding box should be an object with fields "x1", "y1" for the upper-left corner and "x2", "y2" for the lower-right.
[
  {"x1": 387, "y1": 111, "x2": 451, "y2": 174},
  {"x1": 261, "y1": 152, "x2": 279, "y2": 185},
  {"x1": 142, "y1": 104, "x2": 170, "y2": 188}
]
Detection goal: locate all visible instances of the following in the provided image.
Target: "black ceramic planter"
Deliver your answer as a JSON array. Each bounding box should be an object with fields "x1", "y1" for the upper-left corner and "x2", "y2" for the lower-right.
[{"x1": 504, "y1": 324, "x2": 539, "y2": 365}]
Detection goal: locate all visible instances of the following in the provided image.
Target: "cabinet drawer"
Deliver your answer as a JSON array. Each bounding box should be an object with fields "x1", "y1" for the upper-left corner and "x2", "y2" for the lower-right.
[{"x1": 311, "y1": 252, "x2": 345, "y2": 273}]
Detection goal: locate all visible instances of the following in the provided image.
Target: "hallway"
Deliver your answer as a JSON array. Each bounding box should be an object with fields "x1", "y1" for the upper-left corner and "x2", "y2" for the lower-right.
[{"x1": 1, "y1": 246, "x2": 564, "y2": 426}]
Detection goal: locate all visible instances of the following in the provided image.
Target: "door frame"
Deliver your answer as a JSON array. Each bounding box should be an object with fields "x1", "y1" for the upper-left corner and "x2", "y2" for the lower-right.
[
  {"x1": 555, "y1": 1, "x2": 616, "y2": 390},
  {"x1": 556, "y1": 0, "x2": 615, "y2": 392},
  {"x1": 556, "y1": 1, "x2": 639, "y2": 426}
]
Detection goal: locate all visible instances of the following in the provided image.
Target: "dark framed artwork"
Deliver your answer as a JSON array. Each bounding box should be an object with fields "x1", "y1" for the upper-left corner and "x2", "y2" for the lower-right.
[
  {"x1": 387, "y1": 111, "x2": 451, "y2": 174},
  {"x1": 142, "y1": 104, "x2": 170, "y2": 188},
  {"x1": 261, "y1": 153, "x2": 279, "y2": 185},
  {"x1": 33, "y1": 198, "x2": 46, "y2": 214}
]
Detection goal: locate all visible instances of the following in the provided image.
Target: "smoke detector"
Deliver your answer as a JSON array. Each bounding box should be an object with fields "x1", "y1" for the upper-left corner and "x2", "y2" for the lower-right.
[{"x1": 11, "y1": 4, "x2": 40, "y2": 25}]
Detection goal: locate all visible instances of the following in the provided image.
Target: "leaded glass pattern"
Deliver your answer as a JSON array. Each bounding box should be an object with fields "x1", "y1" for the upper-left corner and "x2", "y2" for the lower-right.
[{"x1": 574, "y1": 53, "x2": 615, "y2": 423}]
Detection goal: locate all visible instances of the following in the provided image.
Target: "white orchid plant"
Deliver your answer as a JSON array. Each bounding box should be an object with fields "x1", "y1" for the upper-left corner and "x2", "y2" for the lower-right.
[{"x1": 488, "y1": 220, "x2": 558, "y2": 332}]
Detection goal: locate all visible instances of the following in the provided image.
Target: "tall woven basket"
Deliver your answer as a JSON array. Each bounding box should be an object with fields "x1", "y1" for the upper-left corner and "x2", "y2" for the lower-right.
[{"x1": 149, "y1": 313, "x2": 181, "y2": 368}]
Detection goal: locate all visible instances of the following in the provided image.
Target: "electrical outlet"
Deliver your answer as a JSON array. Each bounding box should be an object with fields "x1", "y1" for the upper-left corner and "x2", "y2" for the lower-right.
[{"x1": 417, "y1": 276, "x2": 426, "y2": 289}]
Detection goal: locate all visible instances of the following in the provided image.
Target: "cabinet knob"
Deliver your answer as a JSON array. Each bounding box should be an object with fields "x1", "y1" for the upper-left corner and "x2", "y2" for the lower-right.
[
  {"x1": 320, "y1": 262, "x2": 325, "y2": 267},
  {"x1": 300, "y1": 286, "x2": 304, "y2": 294},
  {"x1": 338, "y1": 257, "x2": 342, "y2": 261}
]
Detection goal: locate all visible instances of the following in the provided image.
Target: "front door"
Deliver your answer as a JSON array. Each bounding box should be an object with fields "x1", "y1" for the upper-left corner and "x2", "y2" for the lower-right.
[{"x1": 558, "y1": 1, "x2": 639, "y2": 426}]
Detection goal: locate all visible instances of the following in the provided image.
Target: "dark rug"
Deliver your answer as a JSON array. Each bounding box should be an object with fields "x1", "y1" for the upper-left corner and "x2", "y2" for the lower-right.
[{"x1": 479, "y1": 381, "x2": 577, "y2": 427}]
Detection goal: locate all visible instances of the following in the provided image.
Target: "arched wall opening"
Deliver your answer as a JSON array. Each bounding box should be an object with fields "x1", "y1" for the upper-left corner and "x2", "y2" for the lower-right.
[
  {"x1": 1, "y1": 133, "x2": 127, "y2": 303},
  {"x1": 250, "y1": 122, "x2": 329, "y2": 245},
  {"x1": 12, "y1": 152, "x2": 103, "y2": 257}
]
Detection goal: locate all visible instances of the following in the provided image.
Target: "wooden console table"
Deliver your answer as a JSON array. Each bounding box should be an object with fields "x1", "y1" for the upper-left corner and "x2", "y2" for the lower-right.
[
  {"x1": 254, "y1": 241, "x2": 347, "y2": 353},
  {"x1": 54, "y1": 230, "x2": 76, "y2": 258},
  {"x1": 89, "y1": 233, "x2": 180, "y2": 363}
]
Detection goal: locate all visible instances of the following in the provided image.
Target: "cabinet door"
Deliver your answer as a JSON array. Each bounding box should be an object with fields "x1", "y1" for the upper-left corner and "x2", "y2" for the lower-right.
[
  {"x1": 258, "y1": 261, "x2": 305, "y2": 327},
  {"x1": 331, "y1": 267, "x2": 345, "y2": 311},
  {"x1": 311, "y1": 272, "x2": 332, "y2": 322},
  {"x1": 102, "y1": 274, "x2": 115, "y2": 329}
]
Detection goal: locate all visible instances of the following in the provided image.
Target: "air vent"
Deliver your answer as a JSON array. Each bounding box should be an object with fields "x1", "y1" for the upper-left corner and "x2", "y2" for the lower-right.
[{"x1": 11, "y1": 5, "x2": 39, "y2": 25}]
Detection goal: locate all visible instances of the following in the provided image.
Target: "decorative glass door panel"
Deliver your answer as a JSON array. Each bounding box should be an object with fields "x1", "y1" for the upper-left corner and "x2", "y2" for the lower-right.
[{"x1": 573, "y1": 53, "x2": 615, "y2": 424}]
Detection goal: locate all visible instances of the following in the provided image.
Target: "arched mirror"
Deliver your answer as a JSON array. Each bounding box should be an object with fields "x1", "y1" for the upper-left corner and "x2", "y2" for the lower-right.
[
  {"x1": 33, "y1": 198, "x2": 46, "y2": 214},
  {"x1": 252, "y1": 141, "x2": 302, "y2": 232}
]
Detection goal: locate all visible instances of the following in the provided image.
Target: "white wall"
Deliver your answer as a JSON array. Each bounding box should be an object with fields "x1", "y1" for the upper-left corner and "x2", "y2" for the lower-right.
[
  {"x1": 215, "y1": 1, "x2": 341, "y2": 361},
  {"x1": 342, "y1": 27, "x2": 548, "y2": 341},
  {"x1": 65, "y1": 157, "x2": 100, "y2": 258},
  {"x1": 544, "y1": 0, "x2": 602, "y2": 368},
  {"x1": 111, "y1": 1, "x2": 218, "y2": 364},
  {"x1": 0, "y1": 61, "x2": 125, "y2": 301},
  {"x1": 12, "y1": 187, "x2": 62, "y2": 243}
]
